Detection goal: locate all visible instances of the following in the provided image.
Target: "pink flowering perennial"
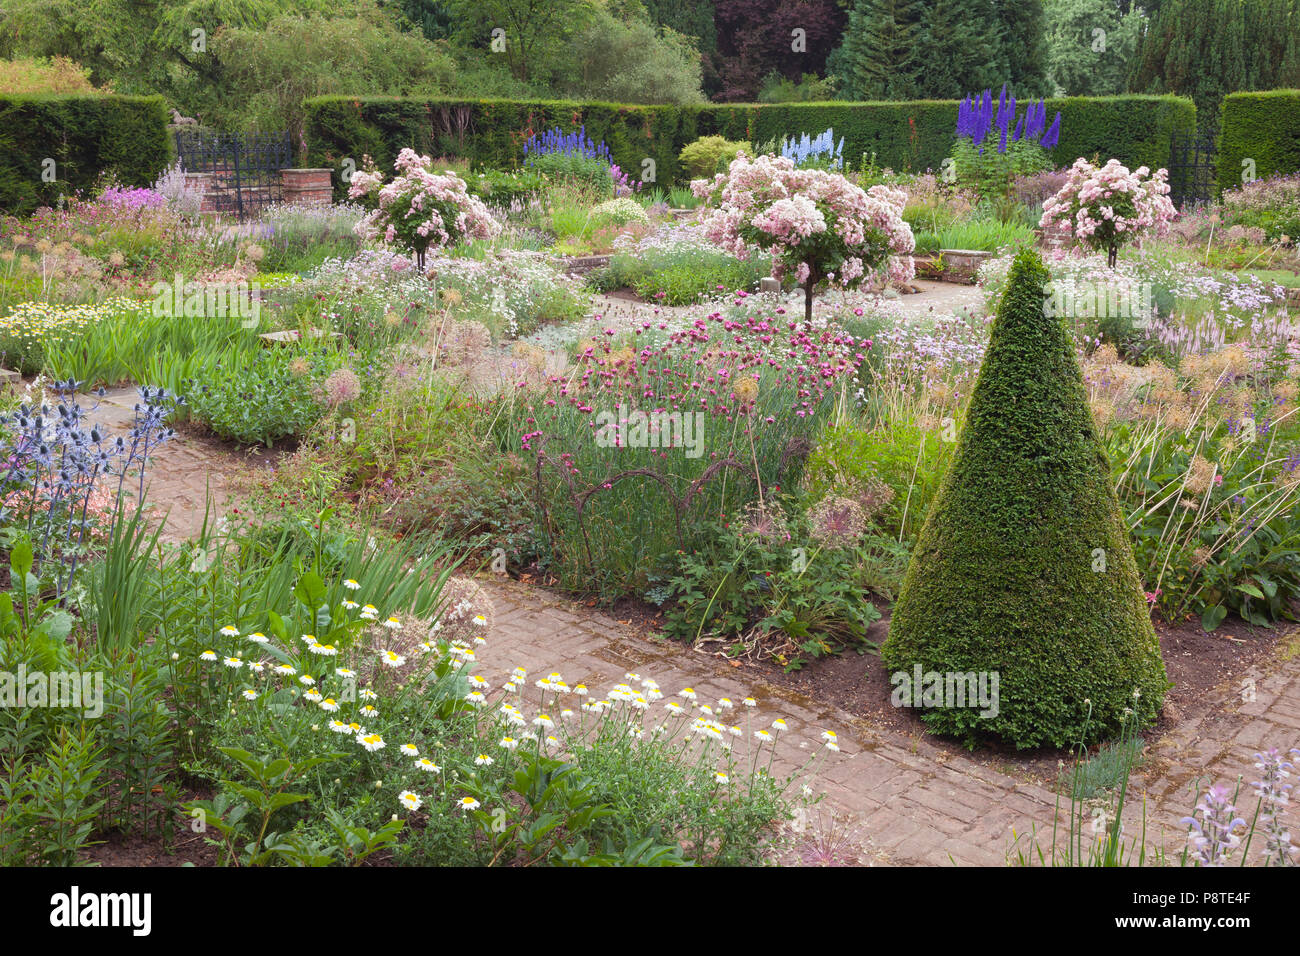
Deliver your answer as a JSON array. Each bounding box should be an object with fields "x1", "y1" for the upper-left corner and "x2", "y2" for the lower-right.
[
  {"x1": 1039, "y1": 158, "x2": 1176, "y2": 267},
  {"x1": 691, "y1": 152, "x2": 915, "y2": 323},
  {"x1": 348, "y1": 148, "x2": 501, "y2": 268}
]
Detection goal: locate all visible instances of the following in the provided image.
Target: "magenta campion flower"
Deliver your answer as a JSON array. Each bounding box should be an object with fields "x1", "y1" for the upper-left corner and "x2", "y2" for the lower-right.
[
  {"x1": 98, "y1": 185, "x2": 166, "y2": 212},
  {"x1": 1040, "y1": 158, "x2": 1176, "y2": 267},
  {"x1": 691, "y1": 152, "x2": 914, "y2": 324}
]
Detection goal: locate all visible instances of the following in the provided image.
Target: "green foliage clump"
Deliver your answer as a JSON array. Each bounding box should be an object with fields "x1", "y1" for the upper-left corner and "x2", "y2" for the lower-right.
[
  {"x1": 469, "y1": 167, "x2": 548, "y2": 208},
  {"x1": 656, "y1": 511, "x2": 891, "y2": 670},
  {"x1": 678, "y1": 136, "x2": 751, "y2": 179},
  {"x1": 590, "y1": 246, "x2": 769, "y2": 305},
  {"x1": 881, "y1": 248, "x2": 1168, "y2": 749},
  {"x1": 590, "y1": 197, "x2": 649, "y2": 227},
  {"x1": 188, "y1": 345, "x2": 346, "y2": 447},
  {"x1": 526, "y1": 151, "x2": 612, "y2": 196},
  {"x1": 947, "y1": 137, "x2": 1051, "y2": 202},
  {"x1": 0, "y1": 56, "x2": 108, "y2": 95}
]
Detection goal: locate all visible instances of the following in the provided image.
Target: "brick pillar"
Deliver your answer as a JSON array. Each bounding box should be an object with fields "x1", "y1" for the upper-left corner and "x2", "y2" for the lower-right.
[{"x1": 281, "y1": 168, "x2": 334, "y2": 206}]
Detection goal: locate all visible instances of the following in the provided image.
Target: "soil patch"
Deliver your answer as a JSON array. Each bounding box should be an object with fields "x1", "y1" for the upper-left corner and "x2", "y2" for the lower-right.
[{"x1": 641, "y1": 602, "x2": 1290, "y2": 787}]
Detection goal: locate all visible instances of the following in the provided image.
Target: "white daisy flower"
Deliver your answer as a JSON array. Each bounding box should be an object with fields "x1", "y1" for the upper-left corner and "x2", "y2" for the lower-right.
[
  {"x1": 383, "y1": 616, "x2": 403, "y2": 630},
  {"x1": 343, "y1": 579, "x2": 361, "y2": 590},
  {"x1": 474, "y1": 754, "x2": 493, "y2": 766},
  {"x1": 459, "y1": 796, "x2": 480, "y2": 811},
  {"x1": 400, "y1": 744, "x2": 419, "y2": 757},
  {"x1": 220, "y1": 625, "x2": 239, "y2": 637},
  {"x1": 398, "y1": 790, "x2": 422, "y2": 811},
  {"x1": 247, "y1": 632, "x2": 268, "y2": 644},
  {"x1": 415, "y1": 758, "x2": 440, "y2": 773},
  {"x1": 223, "y1": 656, "x2": 242, "y2": 669},
  {"x1": 241, "y1": 689, "x2": 258, "y2": 701},
  {"x1": 380, "y1": 650, "x2": 406, "y2": 668},
  {"x1": 358, "y1": 733, "x2": 385, "y2": 752},
  {"x1": 199, "y1": 650, "x2": 217, "y2": 661},
  {"x1": 319, "y1": 698, "x2": 340, "y2": 713}
]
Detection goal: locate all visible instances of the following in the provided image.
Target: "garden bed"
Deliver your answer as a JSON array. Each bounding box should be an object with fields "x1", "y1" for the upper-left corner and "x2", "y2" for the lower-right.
[{"x1": 729, "y1": 604, "x2": 1293, "y2": 777}]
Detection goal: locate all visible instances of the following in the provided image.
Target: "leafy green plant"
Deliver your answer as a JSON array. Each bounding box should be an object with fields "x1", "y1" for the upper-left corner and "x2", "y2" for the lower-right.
[
  {"x1": 0, "y1": 725, "x2": 107, "y2": 866},
  {"x1": 187, "y1": 344, "x2": 345, "y2": 446},
  {"x1": 658, "y1": 515, "x2": 885, "y2": 670},
  {"x1": 678, "y1": 136, "x2": 750, "y2": 180},
  {"x1": 183, "y1": 742, "x2": 341, "y2": 867},
  {"x1": 590, "y1": 245, "x2": 769, "y2": 304},
  {"x1": 948, "y1": 137, "x2": 1052, "y2": 202}
]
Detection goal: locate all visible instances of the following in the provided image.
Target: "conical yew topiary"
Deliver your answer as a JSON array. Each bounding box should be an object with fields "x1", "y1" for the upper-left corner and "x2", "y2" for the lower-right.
[{"x1": 880, "y1": 247, "x2": 1167, "y2": 748}]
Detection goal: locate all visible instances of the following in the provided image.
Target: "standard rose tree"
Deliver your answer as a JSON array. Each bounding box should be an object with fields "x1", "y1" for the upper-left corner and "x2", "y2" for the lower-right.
[
  {"x1": 348, "y1": 148, "x2": 501, "y2": 270},
  {"x1": 1040, "y1": 158, "x2": 1176, "y2": 267},
  {"x1": 691, "y1": 152, "x2": 915, "y2": 324}
]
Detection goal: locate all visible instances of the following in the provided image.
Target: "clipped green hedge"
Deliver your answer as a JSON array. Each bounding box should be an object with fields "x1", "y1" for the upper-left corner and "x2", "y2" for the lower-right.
[
  {"x1": 0, "y1": 94, "x2": 171, "y2": 216},
  {"x1": 303, "y1": 94, "x2": 1196, "y2": 195},
  {"x1": 1217, "y1": 90, "x2": 1300, "y2": 193}
]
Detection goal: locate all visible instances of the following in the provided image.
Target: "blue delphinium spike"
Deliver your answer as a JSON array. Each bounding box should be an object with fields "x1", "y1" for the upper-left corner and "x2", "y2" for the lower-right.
[{"x1": 1042, "y1": 113, "x2": 1061, "y2": 150}]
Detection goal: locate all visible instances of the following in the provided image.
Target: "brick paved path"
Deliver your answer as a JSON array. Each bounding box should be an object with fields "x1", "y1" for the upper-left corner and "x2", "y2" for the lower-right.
[
  {"x1": 473, "y1": 577, "x2": 1059, "y2": 865},
  {"x1": 470, "y1": 577, "x2": 1299, "y2": 866},
  {"x1": 81, "y1": 386, "x2": 275, "y2": 543}
]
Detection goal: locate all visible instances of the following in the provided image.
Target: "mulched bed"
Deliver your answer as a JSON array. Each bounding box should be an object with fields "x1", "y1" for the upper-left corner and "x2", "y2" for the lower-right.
[
  {"x1": 608, "y1": 592, "x2": 1292, "y2": 785},
  {"x1": 723, "y1": 603, "x2": 1291, "y2": 782},
  {"x1": 79, "y1": 828, "x2": 222, "y2": 867}
]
